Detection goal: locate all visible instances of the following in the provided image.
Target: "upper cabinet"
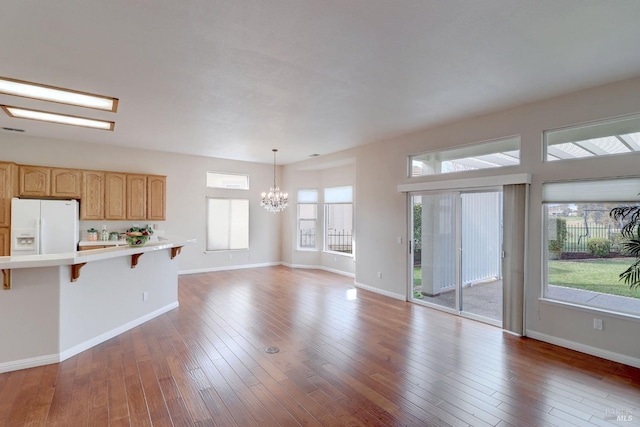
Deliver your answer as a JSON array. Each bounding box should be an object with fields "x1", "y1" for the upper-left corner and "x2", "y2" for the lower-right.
[
  {"x1": 127, "y1": 174, "x2": 147, "y2": 220},
  {"x1": 51, "y1": 168, "x2": 82, "y2": 198},
  {"x1": 147, "y1": 175, "x2": 166, "y2": 221},
  {"x1": 81, "y1": 171, "x2": 105, "y2": 220},
  {"x1": 7, "y1": 162, "x2": 165, "y2": 221},
  {"x1": 105, "y1": 173, "x2": 127, "y2": 220},
  {"x1": 0, "y1": 162, "x2": 17, "y2": 228},
  {"x1": 19, "y1": 165, "x2": 50, "y2": 197}
]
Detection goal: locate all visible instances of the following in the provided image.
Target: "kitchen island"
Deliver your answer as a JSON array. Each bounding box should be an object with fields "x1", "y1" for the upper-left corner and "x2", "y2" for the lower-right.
[{"x1": 0, "y1": 236, "x2": 195, "y2": 373}]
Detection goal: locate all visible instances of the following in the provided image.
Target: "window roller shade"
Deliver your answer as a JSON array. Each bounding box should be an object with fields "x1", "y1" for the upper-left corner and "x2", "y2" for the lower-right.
[
  {"x1": 542, "y1": 178, "x2": 640, "y2": 203},
  {"x1": 324, "y1": 186, "x2": 353, "y2": 203},
  {"x1": 297, "y1": 189, "x2": 318, "y2": 203}
]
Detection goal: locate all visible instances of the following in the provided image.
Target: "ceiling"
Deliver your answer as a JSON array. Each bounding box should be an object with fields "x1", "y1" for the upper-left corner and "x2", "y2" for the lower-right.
[{"x1": 2, "y1": 1, "x2": 640, "y2": 165}]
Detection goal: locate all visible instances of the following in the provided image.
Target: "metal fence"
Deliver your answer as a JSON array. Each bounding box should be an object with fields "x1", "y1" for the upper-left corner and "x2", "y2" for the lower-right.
[
  {"x1": 564, "y1": 223, "x2": 622, "y2": 253},
  {"x1": 299, "y1": 230, "x2": 316, "y2": 248},
  {"x1": 327, "y1": 230, "x2": 352, "y2": 253}
]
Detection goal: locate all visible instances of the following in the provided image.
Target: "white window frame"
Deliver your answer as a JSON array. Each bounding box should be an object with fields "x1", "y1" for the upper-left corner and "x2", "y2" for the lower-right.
[
  {"x1": 324, "y1": 186, "x2": 353, "y2": 256},
  {"x1": 206, "y1": 171, "x2": 250, "y2": 190},
  {"x1": 541, "y1": 178, "x2": 640, "y2": 317},
  {"x1": 297, "y1": 189, "x2": 318, "y2": 251},
  {"x1": 206, "y1": 198, "x2": 249, "y2": 251},
  {"x1": 409, "y1": 135, "x2": 520, "y2": 177},
  {"x1": 543, "y1": 113, "x2": 640, "y2": 163}
]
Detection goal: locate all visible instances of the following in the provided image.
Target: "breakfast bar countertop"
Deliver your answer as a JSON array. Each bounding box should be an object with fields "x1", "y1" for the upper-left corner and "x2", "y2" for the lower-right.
[{"x1": 0, "y1": 236, "x2": 196, "y2": 270}]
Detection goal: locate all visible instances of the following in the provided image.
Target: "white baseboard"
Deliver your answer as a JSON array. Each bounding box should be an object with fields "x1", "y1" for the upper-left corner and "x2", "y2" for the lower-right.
[
  {"x1": 0, "y1": 353, "x2": 60, "y2": 374},
  {"x1": 179, "y1": 262, "x2": 280, "y2": 275},
  {"x1": 180, "y1": 262, "x2": 356, "y2": 278},
  {"x1": 59, "y1": 301, "x2": 180, "y2": 362},
  {"x1": 283, "y1": 262, "x2": 355, "y2": 278},
  {"x1": 354, "y1": 281, "x2": 406, "y2": 301},
  {"x1": 0, "y1": 302, "x2": 180, "y2": 374},
  {"x1": 526, "y1": 330, "x2": 640, "y2": 369}
]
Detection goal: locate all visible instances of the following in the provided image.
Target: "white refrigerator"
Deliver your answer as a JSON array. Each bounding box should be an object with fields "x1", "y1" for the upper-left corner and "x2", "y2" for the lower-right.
[{"x1": 10, "y1": 198, "x2": 80, "y2": 255}]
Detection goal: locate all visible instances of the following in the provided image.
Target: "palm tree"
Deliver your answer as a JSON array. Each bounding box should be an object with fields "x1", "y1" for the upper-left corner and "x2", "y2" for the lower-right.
[{"x1": 609, "y1": 205, "x2": 640, "y2": 289}]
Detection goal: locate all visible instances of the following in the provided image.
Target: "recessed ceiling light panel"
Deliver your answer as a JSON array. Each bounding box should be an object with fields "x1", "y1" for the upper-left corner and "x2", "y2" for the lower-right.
[
  {"x1": 1, "y1": 105, "x2": 115, "y2": 131},
  {"x1": 0, "y1": 76, "x2": 118, "y2": 112}
]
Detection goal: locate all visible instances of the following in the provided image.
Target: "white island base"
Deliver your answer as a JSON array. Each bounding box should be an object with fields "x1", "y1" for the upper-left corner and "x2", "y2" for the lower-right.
[{"x1": 0, "y1": 239, "x2": 193, "y2": 373}]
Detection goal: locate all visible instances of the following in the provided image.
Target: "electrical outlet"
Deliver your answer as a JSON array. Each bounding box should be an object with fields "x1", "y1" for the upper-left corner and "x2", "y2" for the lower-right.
[
  {"x1": 377, "y1": 272, "x2": 382, "y2": 279},
  {"x1": 228, "y1": 253, "x2": 233, "y2": 260},
  {"x1": 594, "y1": 318, "x2": 603, "y2": 330},
  {"x1": 143, "y1": 291, "x2": 149, "y2": 302}
]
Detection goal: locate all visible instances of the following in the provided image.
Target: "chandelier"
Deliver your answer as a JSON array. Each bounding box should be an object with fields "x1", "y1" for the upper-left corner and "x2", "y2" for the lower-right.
[{"x1": 261, "y1": 149, "x2": 288, "y2": 213}]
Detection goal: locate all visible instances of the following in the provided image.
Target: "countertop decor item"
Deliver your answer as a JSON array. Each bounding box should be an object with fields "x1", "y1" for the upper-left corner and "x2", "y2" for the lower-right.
[
  {"x1": 87, "y1": 228, "x2": 98, "y2": 242},
  {"x1": 125, "y1": 234, "x2": 149, "y2": 246},
  {"x1": 125, "y1": 225, "x2": 153, "y2": 246}
]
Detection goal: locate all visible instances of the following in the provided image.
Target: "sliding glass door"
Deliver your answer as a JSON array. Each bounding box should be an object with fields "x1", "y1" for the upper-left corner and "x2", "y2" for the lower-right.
[{"x1": 410, "y1": 189, "x2": 503, "y2": 326}]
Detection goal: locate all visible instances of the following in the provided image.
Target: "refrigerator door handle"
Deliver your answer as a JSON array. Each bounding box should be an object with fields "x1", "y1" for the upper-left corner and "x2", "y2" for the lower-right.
[{"x1": 37, "y1": 218, "x2": 43, "y2": 255}]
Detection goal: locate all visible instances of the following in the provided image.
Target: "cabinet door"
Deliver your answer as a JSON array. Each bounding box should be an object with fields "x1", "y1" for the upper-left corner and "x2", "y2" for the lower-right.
[
  {"x1": 127, "y1": 174, "x2": 147, "y2": 220},
  {"x1": 0, "y1": 163, "x2": 16, "y2": 228},
  {"x1": 0, "y1": 227, "x2": 9, "y2": 257},
  {"x1": 105, "y1": 173, "x2": 126, "y2": 220},
  {"x1": 19, "y1": 165, "x2": 50, "y2": 197},
  {"x1": 81, "y1": 171, "x2": 105, "y2": 220},
  {"x1": 51, "y1": 168, "x2": 82, "y2": 198},
  {"x1": 147, "y1": 175, "x2": 166, "y2": 221}
]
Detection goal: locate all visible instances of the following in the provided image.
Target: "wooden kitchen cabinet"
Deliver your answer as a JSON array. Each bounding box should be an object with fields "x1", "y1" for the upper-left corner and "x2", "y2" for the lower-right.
[
  {"x1": 105, "y1": 173, "x2": 127, "y2": 220},
  {"x1": 51, "y1": 168, "x2": 82, "y2": 198},
  {"x1": 147, "y1": 175, "x2": 166, "y2": 221},
  {"x1": 0, "y1": 162, "x2": 17, "y2": 228},
  {"x1": 0, "y1": 227, "x2": 9, "y2": 257},
  {"x1": 81, "y1": 171, "x2": 105, "y2": 220},
  {"x1": 127, "y1": 174, "x2": 147, "y2": 220},
  {"x1": 19, "y1": 165, "x2": 50, "y2": 197}
]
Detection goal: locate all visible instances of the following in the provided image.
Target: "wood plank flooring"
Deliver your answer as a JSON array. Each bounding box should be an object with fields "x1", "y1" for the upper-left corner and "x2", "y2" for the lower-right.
[{"x1": 1, "y1": 266, "x2": 639, "y2": 426}]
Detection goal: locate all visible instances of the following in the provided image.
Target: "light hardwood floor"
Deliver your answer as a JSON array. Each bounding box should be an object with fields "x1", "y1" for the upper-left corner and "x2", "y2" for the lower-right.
[{"x1": 1, "y1": 266, "x2": 639, "y2": 426}]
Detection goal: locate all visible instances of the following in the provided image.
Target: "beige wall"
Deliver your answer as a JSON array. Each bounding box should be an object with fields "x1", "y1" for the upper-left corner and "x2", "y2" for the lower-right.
[
  {"x1": 3, "y1": 75, "x2": 640, "y2": 366},
  {"x1": 284, "y1": 75, "x2": 640, "y2": 365},
  {"x1": 281, "y1": 160, "x2": 356, "y2": 275},
  {"x1": 0, "y1": 135, "x2": 283, "y2": 272}
]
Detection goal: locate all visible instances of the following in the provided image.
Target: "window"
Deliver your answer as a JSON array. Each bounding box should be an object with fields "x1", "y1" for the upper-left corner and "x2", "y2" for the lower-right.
[
  {"x1": 206, "y1": 198, "x2": 249, "y2": 250},
  {"x1": 410, "y1": 136, "x2": 520, "y2": 177},
  {"x1": 297, "y1": 189, "x2": 318, "y2": 250},
  {"x1": 544, "y1": 114, "x2": 640, "y2": 162},
  {"x1": 206, "y1": 172, "x2": 249, "y2": 189},
  {"x1": 324, "y1": 186, "x2": 353, "y2": 255},
  {"x1": 542, "y1": 178, "x2": 640, "y2": 315}
]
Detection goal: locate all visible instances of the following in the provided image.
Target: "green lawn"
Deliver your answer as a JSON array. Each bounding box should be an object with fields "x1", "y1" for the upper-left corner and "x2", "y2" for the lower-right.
[
  {"x1": 548, "y1": 258, "x2": 640, "y2": 299},
  {"x1": 414, "y1": 259, "x2": 640, "y2": 299},
  {"x1": 413, "y1": 267, "x2": 421, "y2": 287}
]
